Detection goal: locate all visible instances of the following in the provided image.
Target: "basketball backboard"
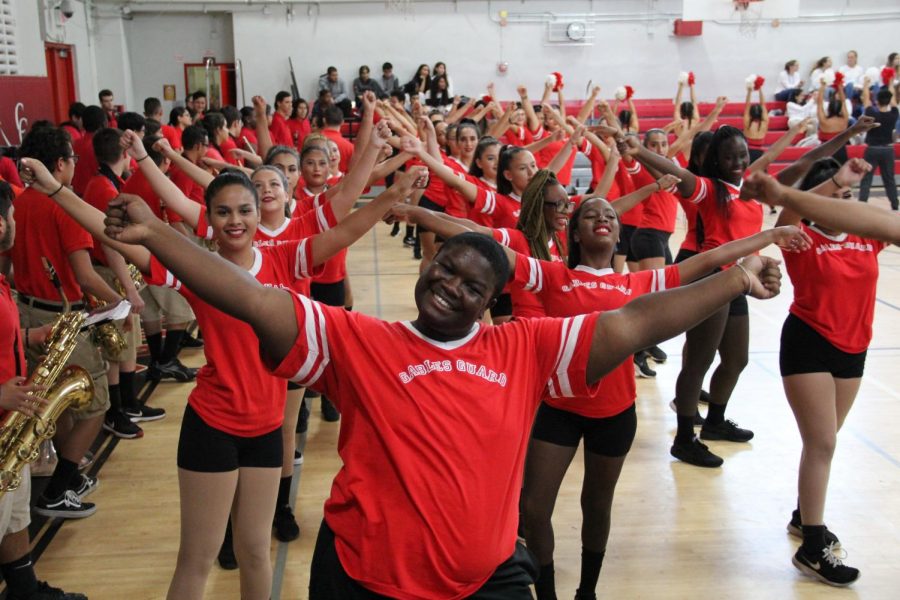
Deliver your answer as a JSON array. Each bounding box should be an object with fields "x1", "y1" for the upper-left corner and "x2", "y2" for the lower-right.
[{"x1": 682, "y1": 0, "x2": 800, "y2": 21}]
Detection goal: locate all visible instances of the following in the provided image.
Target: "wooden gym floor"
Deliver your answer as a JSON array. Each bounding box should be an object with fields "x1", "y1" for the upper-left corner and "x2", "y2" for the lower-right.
[{"x1": 24, "y1": 192, "x2": 900, "y2": 599}]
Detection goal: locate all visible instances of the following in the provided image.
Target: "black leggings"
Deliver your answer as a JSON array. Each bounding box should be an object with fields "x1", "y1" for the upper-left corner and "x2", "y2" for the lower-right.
[
  {"x1": 673, "y1": 304, "x2": 750, "y2": 417},
  {"x1": 309, "y1": 520, "x2": 537, "y2": 599}
]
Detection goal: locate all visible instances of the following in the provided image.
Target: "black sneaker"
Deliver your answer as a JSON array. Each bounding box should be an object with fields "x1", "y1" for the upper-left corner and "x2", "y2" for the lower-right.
[
  {"x1": 180, "y1": 333, "x2": 204, "y2": 348},
  {"x1": 646, "y1": 345, "x2": 667, "y2": 363},
  {"x1": 33, "y1": 491, "x2": 96, "y2": 519},
  {"x1": 670, "y1": 436, "x2": 724, "y2": 468},
  {"x1": 668, "y1": 400, "x2": 705, "y2": 426},
  {"x1": 787, "y1": 510, "x2": 841, "y2": 548},
  {"x1": 70, "y1": 473, "x2": 99, "y2": 499},
  {"x1": 7, "y1": 581, "x2": 88, "y2": 600},
  {"x1": 294, "y1": 449, "x2": 304, "y2": 466},
  {"x1": 155, "y1": 358, "x2": 197, "y2": 382},
  {"x1": 217, "y1": 534, "x2": 237, "y2": 570},
  {"x1": 125, "y1": 404, "x2": 167, "y2": 422},
  {"x1": 403, "y1": 235, "x2": 416, "y2": 247},
  {"x1": 390, "y1": 222, "x2": 401, "y2": 237},
  {"x1": 792, "y1": 544, "x2": 860, "y2": 587},
  {"x1": 700, "y1": 419, "x2": 754, "y2": 442},
  {"x1": 103, "y1": 410, "x2": 144, "y2": 439},
  {"x1": 634, "y1": 353, "x2": 656, "y2": 378},
  {"x1": 322, "y1": 397, "x2": 340, "y2": 422},
  {"x1": 413, "y1": 247, "x2": 422, "y2": 260},
  {"x1": 273, "y1": 504, "x2": 300, "y2": 542}
]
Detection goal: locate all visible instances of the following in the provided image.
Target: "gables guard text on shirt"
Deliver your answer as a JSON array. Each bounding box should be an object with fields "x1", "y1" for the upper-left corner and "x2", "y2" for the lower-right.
[{"x1": 398, "y1": 359, "x2": 509, "y2": 387}]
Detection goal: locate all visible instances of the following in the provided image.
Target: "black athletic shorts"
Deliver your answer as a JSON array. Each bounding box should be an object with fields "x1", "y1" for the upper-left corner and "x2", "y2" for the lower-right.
[
  {"x1": 288, "y1": 381, "x2": 304, "y2": 391},
  {"x1": 311, "y1": 280, "x2": 346, "y2": 308},
  {"x1": 779, "y1": 313, "x2": 867, "y2": 379},
  {"x1": 674, "y1": 247, "x2": 698, "y2": 264},
  {"x1": 177, "y1": 404, "x2": 283, "y2": 472},
  {"x1": 630, "y1": 228, "x2": 673, "y2": 263},
  {"x1": 416, "y1": 196, "x2": 446, "y2": 234},
  {"x1": 309, "y1": 520, "x2": 537, "y2": 599},
  {"x1": 728, "y1": 293, "x2": 749, "y2": 317},
  {"x1": 615, "y1": 225, "x2": 637, "y2": 262},
  {"x1": 490, "y1": 292, "x2": 513, "y2": 319},
  {"x1": 531, "y1": 402, "x2": 637, "y2": 458}
]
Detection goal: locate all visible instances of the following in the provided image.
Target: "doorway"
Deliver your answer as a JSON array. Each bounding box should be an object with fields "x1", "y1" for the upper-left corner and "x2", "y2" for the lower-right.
[{"x1": 44, "y1": 42, "x2": 77, "y2": 123}]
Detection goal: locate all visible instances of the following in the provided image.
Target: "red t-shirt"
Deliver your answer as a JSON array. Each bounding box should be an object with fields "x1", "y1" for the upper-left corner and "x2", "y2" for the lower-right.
[
  {"x1": 535, "y1": 139, "x2": 584, "y2": 188},
  {"x1": 239, "y1": 127, "x2": 258, "y2": 150},
  {"x1": 269, "y1": 113, "x2": 294, "y2": 147},
  {"x1": 584, "y1": 143, "x2": 620, "y2": 198},
  {"x1": 82, "y1": 172, "x2": 124, "y2": 265},
  {"x1": 619, "y1": 160, "x2": 643, "y2": 228},
  {"x1": 146, "y1": 242, "x2": 320, "y2": 436},
  {"x1": 469, "y1": 186, "x2": 521, "y2": 229},
  {"x1": 71, "y1": 131, "x2": 98, "y2": 196},
  {"x1": 61, "y1": 124, "x2": 83, "y2": 146},
  {"x1": 500, "y1": 126, "x2": 534, "y2": 148},
  {"x1": 418, "y1": 154, "x2": 469, "y2": 218},
  {"x1": 10, "y1": 188, "x2": 93, "y2": 302},
  {"x1": 492, "y1": 228, "x2": 564, "y2": 318},
  {"x1": 0, "y1": 157, "x2": 22, "y2": 188},
  {"x1": 321, "y1": 128, "x2": 355, "y2": 174},
  {"x1": 513, "y1": 254, "x2": 680, "y2": 417},
  {"x1": 784, "y1": 223, "x2": 886, "y2": 353},
  {"x1": 168, "y1": 162, "x2": 205, "y2": 205},
  {"x1": 287, "y1": 118, "x2": 311, "y2": 150},
  {"x1": 121, "y1": 168, "x2": 183, "y2": 224},
  {"x1": 272, "y1": 294, "x2": 601, "y2": 599},
  {"x1": 0, "y1": 275, "x2": 25, "y2": 385},
  {"x1": 629, "y1": 161, "x2": 678, "y2": 233},
  {"x1": 219, "y1": 136, "x2": 241, "y2": 167},
  {"x1": 688, "y1": 176, "x2": 764, "y2": 253},
  {"x1": 161, "y1": 125, "x2": 183, "y2": 150},
  {"x1": 296, "y1": 194, "x2": 346, "y2": 284}
]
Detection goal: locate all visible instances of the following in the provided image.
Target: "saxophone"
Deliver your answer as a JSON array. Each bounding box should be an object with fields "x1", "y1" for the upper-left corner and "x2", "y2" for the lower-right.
[
  {"x1": 0, "y1": 260, "x2": 94, "y2": 495},
  {"x1": 89, "y1": 264, "x2": 145, "y2": 356}
]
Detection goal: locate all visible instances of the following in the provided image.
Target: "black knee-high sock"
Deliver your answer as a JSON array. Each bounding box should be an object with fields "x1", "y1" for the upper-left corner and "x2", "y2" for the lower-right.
[
  {"x1": 675, "y1": 414, "x2": 696, "y2": 443},
  {"x1": 0, "y1": 554, "x2": 39, "y2": 595},
  {"x1": 161, "y1": 329, "x2": 185, "y2": 363},
  {"x1": 120, "y1": 370, "x2": 136, "y2": 409},
  {"x1": 44, "y1": 458, "x2": 79, "y2": 499},
  {"x1": 576, "y1": 548, "x2": 605, "y2": 599},
  {"x1": 108, "y1": 383, "x2": 121, "y2": 412},
  {"x1": 705, "y1": 402, "x2": 727, "y2": 426},
  {"x1": 534, "y1": 562, "x2": 557, "y2": 600},
  {"x1": 277, "y1": 476, "x2": 292, "y2": 508},
  {"x1": 146, "y1": 332, "x2": 163, "y2": 363},
  {"x1": 405, "y1": 224, "x2": 414, "y2": 239}
]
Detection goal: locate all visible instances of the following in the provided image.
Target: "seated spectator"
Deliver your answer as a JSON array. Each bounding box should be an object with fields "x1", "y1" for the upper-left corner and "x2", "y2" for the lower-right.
[
  {"x1": 61, "y1": 101, "x2": 86, "y2": 144},
  {"x1": 404, "y1": 64, "x2": 430, "y2": 99},
  {"x1": 312, "y1": 88, "x2": 335, "y2": 128},
  {"x1": 353, "y1": 65, "x2": 384, "y2": 105},
  {"x1": 318, "y1": 66, "x2": 352, "y2": 116},
  {"x1": 775, "y1": 59, "x2": 804, "y2": 103},
  {"x1": 808, "y1": 56, "x2": 832, "y2": 93},
  {"x1": 379, "y1": 62, "x2": 401, "y2": 98},
  {"x1": 839, "y1": 50, "x2": 864, "y2": 99},
  {"x1": 432, "y1": 61, "x2": 454, "y2": 97},
  {"x1": 786, "y1": 90, "x2": 818, "y2": 130},
  {"x1": 389, "y1": 89, "x2": 408, "y2": 113},
  {"x1": 426, "y1": 74, "x2": 452, "y2": 112}
]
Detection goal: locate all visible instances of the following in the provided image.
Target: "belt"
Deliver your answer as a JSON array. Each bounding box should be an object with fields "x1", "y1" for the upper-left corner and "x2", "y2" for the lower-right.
[{"x1": 17, "y1": 293, "x2": 85, "y2": 313}]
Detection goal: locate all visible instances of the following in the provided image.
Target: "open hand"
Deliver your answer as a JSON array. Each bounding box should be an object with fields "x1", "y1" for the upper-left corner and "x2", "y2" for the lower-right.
[
  {"x1": 771, "y1": 225, "x2": 813, "y2": 253},
  {"x1": 0, "y1": 377, "x2": 47, "y2": 417}
]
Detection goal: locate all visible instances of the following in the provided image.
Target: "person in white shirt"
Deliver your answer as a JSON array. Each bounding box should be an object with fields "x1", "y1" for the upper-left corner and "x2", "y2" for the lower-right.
[
  {"x1": 807, "y1": 56, "x2": 833, "y2": 93},
  {"x1": 839, "y1": 50, "x2": 864, "y2": 100},
  {"x1": 775, "y1": 60, "x2": 803, "y2": 102}
]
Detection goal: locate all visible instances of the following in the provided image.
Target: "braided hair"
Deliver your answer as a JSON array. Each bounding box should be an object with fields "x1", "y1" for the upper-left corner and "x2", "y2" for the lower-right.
[
  {"x1": 700, "y1": 125, "x2": 748, "y2": 215},
  {"x1": 517, "y1": 169, "x2": 564, "y2": 262}
]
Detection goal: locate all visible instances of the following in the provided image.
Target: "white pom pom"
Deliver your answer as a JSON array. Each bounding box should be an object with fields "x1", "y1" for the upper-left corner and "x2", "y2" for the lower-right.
[
  {"x1": 745, "y1": 74, "x2": 757, "y2": 90},
  {"x1": 864, "y1": 66, "x2": 880, "y2": 83},
  {"x1": 614, "y1": 86, "x2": 627, "y2": 101},
  {"x1": 821, "y1": 68, "x2": 835, "y2": 86},
  {"x1": 678, "y1": 71, "x2": 689, "y2": 84},
  {"x1": 545, "y1": 73, "x2": 557, "y2": 87}
]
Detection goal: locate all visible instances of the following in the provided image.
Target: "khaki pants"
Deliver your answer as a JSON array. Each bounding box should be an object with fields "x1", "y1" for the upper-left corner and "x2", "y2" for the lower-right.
[
  {"x1": 140, "y1": 284, "x2": 194, "y2": 325},
  {"x1": 18, "y1": 301, "x2": 110, "y2": 421},
  {"x1": 0, "y1": 466, "x2": 31, "y2": 538},
  {"x1": 94, "y1": 265, "x2": 141, "y2": 364}
]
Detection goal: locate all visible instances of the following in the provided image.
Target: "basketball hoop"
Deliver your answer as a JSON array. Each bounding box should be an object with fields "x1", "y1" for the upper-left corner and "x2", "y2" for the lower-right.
[{"x1": 733, "y1": 0, "x2": 764, "y2": 37}]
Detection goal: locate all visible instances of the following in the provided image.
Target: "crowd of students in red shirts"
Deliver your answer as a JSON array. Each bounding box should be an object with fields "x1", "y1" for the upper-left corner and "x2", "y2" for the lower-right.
[{"x1": 0, "y1": 65, "x2": 897, "y2": 599}]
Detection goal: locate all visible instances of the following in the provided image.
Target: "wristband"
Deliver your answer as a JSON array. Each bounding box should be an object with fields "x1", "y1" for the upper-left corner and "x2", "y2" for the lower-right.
[
  {"x1": 136, "y1": 154, "x2": 149, "y2": 162},
  {"x1": 48, "y1": 183, "x2": 64, "y2": 198},
  {"x1": 656, "y1": 181, "x2": 663, "y2": 191},
  {"x1": 734, "y1": 259, "x2": 753, "y2": 296},
  {"x1": 831, "y1": 175, "x2": 841, "y2": 187}
]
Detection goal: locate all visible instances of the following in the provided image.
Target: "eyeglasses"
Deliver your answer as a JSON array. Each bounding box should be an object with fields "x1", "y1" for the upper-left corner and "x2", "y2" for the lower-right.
[
  {"x1": 67, "y1": 154, "x2": 80, "y2": 164},
  {"x1": 544, "y1": 200, "x2": 575, "y2": 214}
]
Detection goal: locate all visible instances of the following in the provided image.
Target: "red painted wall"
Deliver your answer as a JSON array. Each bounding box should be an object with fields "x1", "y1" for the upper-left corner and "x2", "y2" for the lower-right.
[{"x1": 0, "y1": 76, "x2": 55, "y2": 146}]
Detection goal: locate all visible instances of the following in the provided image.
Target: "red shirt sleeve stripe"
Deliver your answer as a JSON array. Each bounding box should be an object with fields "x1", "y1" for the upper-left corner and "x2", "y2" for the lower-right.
[{"x1": 287, "y1": 294, "x2": 331, "y2": 387}]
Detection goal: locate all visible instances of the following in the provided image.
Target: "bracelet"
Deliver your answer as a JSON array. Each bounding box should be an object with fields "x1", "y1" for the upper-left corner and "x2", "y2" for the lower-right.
[
  {"x1": 136, "y1": 154, "x2": 149, "y2": 162},
  {"x1": 656, "y1": 181, "x2": 663, "y2": 191},
  {"x1": 831, "y1": 175, "x2": 841, "y2": 188},
  {"x1": 734, "y1": 259, "x2": 753, "y2": 296},
  {"x1": 48, "y1": 183, "x2": 64, "y2": 198}
]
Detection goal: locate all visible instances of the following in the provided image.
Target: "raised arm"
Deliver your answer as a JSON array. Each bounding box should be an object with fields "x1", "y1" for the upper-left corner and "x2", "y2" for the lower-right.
[
  {"x1": 621, "y1": 136, "x2": 697, "y2": 197},
  {"x1": 743, "y1": 168, "x2": 900, "y2": 244},
  {"x1": 18, "y1": 158, "x2": 151, "y2": 271},
  {"x1": 748, "y1": 117, "x2": 810, "y2": 175},
  {"x1": 518, "y1": 85, "x2": 541, "y2": 132},
  {"x1": 776, "y1": 116, "x2": 879, "y2": 185},
  {"x1": 861, "y1": 76, "x2": 873, "y2": 108},
  {"x1": 524, "y1": 129, "x2": 564, "y2": 155},
  {"x1": 674, "y1": 82, "x2": 685, "y2": 121},
  {"x1": 677, "y1": 227, "x2": 810, "y2": 283},
  {"x1": 125, "y1": 133, "x2": 202, "y2": 229},
  {"x1": 759, "y1": 88, "x2": 770, "y2": 126},
  {"x1": 546, "y1": 126, "x2": 583, "y2": 176},
  {"x1": 347, "y1": 91, "x2": 377, "y2": 171},
  {"x1": 586, "y1": 255, "x2": 781, "y2": 383},
  {"x1": 576, "y1": 85, "x2": 601, "y2": 123},
  {"x1": 324, "y1": 119, "x2": 392, "y2": 218},
  {"x1": 609, "y1": 173, "x2": 680, "y2": 216},
  {"x1": 743, "y1": 88, "x2": 753, "y2": 129},
  {"x1": 816, "y1": 82, "x2": 828, "y2": 123},
  {"x1": 387, "y1": 204, "x2": 484, "y2": 240},
  {"x1": 401, "y1": 135, "x2": 479, "y2": 203},
  {"x1": 627, "y1": 98, "x2": 640, "y2": 132},
  {"x1": 591, "y1": 141, "x2": 618, "y2": 197},
  {"x1": 104, "y1": 195, "x2": 299, "y2": 365}
]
